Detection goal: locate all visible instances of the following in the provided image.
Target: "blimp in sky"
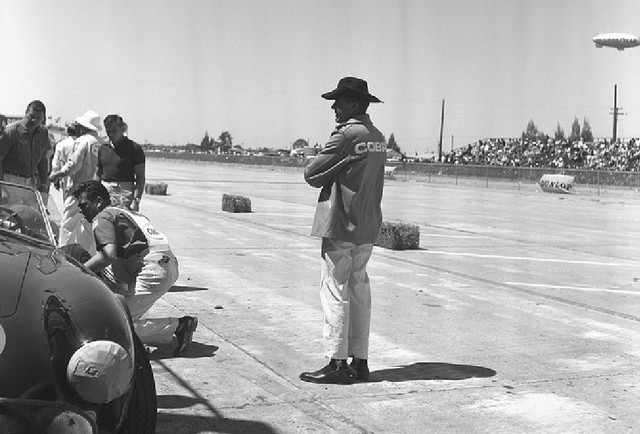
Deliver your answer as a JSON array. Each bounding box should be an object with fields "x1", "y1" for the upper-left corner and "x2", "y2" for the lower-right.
[{"x1": 592, "y1": 33, "x2": 640, "y2": 50}]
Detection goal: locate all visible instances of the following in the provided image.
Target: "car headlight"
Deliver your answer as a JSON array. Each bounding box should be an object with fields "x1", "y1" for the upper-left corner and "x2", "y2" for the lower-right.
[
  {"x1": 0, "y1": 398, "x2": 97, "y2": 433},
  {"x1": 66, "y1": 340, "x2": 134, "y2": 404}
]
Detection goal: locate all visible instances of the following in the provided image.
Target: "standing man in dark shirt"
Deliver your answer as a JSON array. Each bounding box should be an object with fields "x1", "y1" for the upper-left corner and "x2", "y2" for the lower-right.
[
  {"x1": 95, "y1": 114, "x2": 145, "y2": 211},
  {"x1": 0, "y1": 100, "x2": 52, "y2": 200}
]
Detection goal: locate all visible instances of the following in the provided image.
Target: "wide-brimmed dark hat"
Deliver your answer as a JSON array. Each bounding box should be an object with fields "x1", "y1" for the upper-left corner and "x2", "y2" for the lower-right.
[{"x1": 321, "y1": 77, "x2": 383, "y2": 103}]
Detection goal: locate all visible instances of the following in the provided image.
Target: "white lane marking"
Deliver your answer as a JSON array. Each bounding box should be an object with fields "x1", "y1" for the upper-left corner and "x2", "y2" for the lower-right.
[
  {"x1": 0, "y1": 325, "x2": 5, "y2": 354},
  {"x1": 424, "y1": 250, "x2": 628, "y2": 266},
  {"x1": 253, "y1": 212, "x2": 311, "y2": 217},
  {"x1": 270, "y1": 224, "x2": 311, "y2": 229},
  {"x1": 422, "y1": 233, "x2": 480, "y2": 239},
  {"x1": 505, "y1": 282, "x2": 640, "y2": 295}
]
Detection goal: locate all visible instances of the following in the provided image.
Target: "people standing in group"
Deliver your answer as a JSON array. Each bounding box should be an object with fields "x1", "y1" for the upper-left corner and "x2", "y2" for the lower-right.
[
  {"x1": 300, "y1": 77, "x2": 386, "y2": 384},
  {"x1": 48, "y1": 110, "x2": 103, "y2": 253},
  {"x1": 0, "y1": 100, "x2": 52, "y2": 206},
  {"x1": 73, "y1": 180, "x2": 197, "y2": 356},
  {"x1": 95, "y1": 115, "x2": 146, "y2": 211}
]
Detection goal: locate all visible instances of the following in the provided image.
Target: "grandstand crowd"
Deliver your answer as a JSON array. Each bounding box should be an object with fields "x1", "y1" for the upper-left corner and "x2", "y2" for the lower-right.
[{"x1": 441, "y1": 138, "x2": 640, "y2": 171}]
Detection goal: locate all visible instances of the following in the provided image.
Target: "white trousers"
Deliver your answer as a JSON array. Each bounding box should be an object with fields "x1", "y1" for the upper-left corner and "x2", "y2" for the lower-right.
[
  {"x1": 126, "y1": 251, "x2": 180, "y2": 345},
  {"x1": 320, "y1": 238, "x2": 373, "y2": 360},
  {"x1": 59, "y1": 193, "x2": 96, "y2": 254}
]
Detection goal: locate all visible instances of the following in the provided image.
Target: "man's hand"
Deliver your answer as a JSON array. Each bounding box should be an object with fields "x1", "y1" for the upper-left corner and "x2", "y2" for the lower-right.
[{"x1": 48, "y1": 171, "x2": 61, "y2": 182}]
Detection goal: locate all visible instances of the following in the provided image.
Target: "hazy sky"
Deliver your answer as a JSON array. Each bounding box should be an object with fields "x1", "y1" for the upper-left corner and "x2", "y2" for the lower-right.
[{"x1": 2, "y1": 0, "x2": 640, "y2": 155}]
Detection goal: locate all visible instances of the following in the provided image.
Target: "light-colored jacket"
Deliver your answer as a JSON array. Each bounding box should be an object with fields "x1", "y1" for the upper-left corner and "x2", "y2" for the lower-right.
[
  {"x1": 51, "y1": 136, "x2": 77, "y2": 193},
  {"x1": 58, "y1": 133, "x2": 101, "y2": 192},
  {"x1": 304, "y1": 114, "x2": 386, "y2": 244}
]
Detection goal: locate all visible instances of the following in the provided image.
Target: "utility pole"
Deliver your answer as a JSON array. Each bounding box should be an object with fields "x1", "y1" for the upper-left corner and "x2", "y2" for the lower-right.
[
  {"x1": 612, "y1": 84, "x2": 618, "y2": 142},
  {"x1": 438, "y1": 99, "x2": 445, "y2": 162},
  {"x1": 611, "y1": 84, "x2": 626, "y2": 142}
]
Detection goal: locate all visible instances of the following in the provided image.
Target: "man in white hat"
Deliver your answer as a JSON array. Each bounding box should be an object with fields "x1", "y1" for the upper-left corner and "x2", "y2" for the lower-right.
[{"x1": 49, "y1": 110, "x2": 103, "y2": 251}]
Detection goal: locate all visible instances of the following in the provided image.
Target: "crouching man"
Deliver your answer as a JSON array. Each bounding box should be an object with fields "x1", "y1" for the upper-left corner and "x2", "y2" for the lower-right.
[{"x1": 72, "y1": 180, "x2": 197, "y2": 356}]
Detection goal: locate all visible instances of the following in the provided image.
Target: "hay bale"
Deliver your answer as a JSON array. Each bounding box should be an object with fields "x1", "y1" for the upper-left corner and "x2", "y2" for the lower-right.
[
  {"x1": 375, "y1": 221, "x2": 420, "y2": 250},
  {"x1": 145, "y1": 183, "x2": 168, "y2": 195},
  {"x1": 222, "y1": 194, "x2": 252, "y2": 213}
]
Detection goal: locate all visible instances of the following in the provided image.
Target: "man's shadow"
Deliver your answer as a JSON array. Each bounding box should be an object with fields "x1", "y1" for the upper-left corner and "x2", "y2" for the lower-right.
[
  {"x1": 157, "y1": 396, "x2": 279, "y2": 433},
  {"x1": 148, "y1": 342, "x2": 219, "y2": 360},
  {"x1": 169, "y1": 284, "x2": 208, "y2": 292},
  {"x1": 368, "y1": 362, "x2": 496, "y2": 382}
]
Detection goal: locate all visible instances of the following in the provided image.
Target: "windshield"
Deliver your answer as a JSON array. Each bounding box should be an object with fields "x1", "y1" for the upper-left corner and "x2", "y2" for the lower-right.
[{"x1": 0, "y1": 182, "x2": 56, "y2": 244}]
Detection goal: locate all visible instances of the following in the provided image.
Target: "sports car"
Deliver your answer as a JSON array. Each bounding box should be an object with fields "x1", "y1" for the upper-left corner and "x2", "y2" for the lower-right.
[{"x1": 0, "y1": 181, "x2": 156, "y2": 433}]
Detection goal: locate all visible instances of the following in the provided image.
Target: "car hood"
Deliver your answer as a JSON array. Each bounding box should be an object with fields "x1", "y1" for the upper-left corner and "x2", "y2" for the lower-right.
[{"x1": 0, "y1": 237, "x2": 31, "y2": 318}]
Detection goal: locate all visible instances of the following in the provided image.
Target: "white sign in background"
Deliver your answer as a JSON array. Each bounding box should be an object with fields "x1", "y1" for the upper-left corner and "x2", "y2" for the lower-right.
[{"x1": 539, "y1": 174, "x2": 575, "y2": 194}]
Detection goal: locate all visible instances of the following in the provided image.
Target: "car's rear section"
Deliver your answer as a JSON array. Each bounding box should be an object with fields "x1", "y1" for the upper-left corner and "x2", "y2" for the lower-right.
[{"x1": 0, "y1": 238, "x2": 156, "y2": 432}]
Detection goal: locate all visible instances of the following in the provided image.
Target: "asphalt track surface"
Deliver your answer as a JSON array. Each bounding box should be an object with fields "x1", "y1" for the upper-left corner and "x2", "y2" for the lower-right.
[{"x1": 127, "y1": 159, "x2": 640, "y2": 433}]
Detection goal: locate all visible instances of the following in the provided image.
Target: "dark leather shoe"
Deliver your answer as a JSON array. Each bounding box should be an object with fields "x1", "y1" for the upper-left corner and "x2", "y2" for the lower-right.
[
  {"x1": 174, "y1": 316, "x2": 198, "y2": 356},
  {"x1": 349, "y1": 358, "x2": 369, "y2": 381},
  {"x1": 299, "y1": 359, "x2": 354, "y2": 384}
]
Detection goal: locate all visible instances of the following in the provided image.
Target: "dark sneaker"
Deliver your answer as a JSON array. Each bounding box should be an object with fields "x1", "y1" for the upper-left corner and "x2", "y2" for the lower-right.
[
  {"x1": 299, "y1": 359, "x2": 354, "y2": 384},
  {"x1": 174, "y1": 316, "x2": 198, "y2": 356},
  {"x1": 349, "y1": 358, "x2": 369, "y2": 381}
]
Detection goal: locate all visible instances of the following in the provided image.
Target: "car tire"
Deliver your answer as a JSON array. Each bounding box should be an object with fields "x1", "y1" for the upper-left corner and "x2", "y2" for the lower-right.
[{"x1": 118, "y1": 333, "x2": 157, "y2": 434}]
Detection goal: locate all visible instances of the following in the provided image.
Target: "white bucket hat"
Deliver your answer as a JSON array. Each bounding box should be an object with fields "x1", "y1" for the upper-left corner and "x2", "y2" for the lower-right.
[{"x1": 74, "y1": 110, "x2": 102, "y2": 132}]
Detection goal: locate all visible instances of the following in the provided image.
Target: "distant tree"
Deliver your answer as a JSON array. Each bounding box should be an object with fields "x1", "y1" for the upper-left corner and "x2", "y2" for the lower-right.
[
  {"x1": 200, "y1": 131, "x2": 214, "y2": 151},
  {"x1": 581, "y1": 118, "x2": 593, "y2": 143},
  {"x1": 218, "y1": 131, "x2": 233, "y2": 153},
  {"x1": 522, "y1": 120, "x2": 548, "y2": 142},
  {"x1": 387, "y1": 133, "x2": 402, "y2": 153},
  {"x1": 568, "y1": 117, "x2": 581, "y2": 143},
  {"x1": 554, "y1": 123, "x2": 565, "y2": 141},
  {"x1": 185, "y1": 143, "x2": 200, "y2": 153},
  {"x1": 522, "y1": 120, "x2": 537, "y2": 141},
  {"x1": 292, "y1": 138, "x2": 308, "y2": 149}
]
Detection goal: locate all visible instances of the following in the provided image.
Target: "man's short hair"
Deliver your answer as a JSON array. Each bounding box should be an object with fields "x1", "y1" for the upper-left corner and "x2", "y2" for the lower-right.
[
  {"x1": 72, "y1": 180, "x2": 111, "y2": 206},
  {"x1": 26, "y1": 100, "x2": 46, "y2": 115},
  {"x1": 104, "y1": 114, "x2": 128, "y2": 134},
  {"x1": 66, "y1": 124, "x2": 78, "y2": 136}
]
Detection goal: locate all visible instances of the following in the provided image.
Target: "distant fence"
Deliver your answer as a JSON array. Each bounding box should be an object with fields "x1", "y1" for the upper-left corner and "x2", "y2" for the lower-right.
[
  {"x1": 386, "y1": 161, "x2": 640, "y2": 196},
  {"x1": 147, "y1": 152, "x2": 640, "y2": 196},
  {"x1": 147, "y1": 151, "x2": 306, "y2": 168}
]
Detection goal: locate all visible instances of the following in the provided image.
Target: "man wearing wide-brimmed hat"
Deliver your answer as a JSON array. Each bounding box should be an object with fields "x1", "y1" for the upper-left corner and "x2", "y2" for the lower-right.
[
  {"x1": 49, "y1": 110, "x2": 103, "y2": 251},
  {"x1": 301, "y1": 77, "x2": 386, "y2": 384}
]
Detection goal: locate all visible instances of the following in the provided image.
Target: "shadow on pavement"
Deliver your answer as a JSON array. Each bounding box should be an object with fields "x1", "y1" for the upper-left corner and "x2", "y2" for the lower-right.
[
  {"x1": 169, "y1": 284, "x2": 208, "y2": 292},
  {"x1": 368, "y1": 362, "x2": 496, "y2": 382},
  {"x1": 149, "y1": 342, "x2": 219, "y2": 360},
  {"x1": 156, "y1": 412, "x2": 278, "y2": 434},
  {"x1": 156, "y1": 364, "x2": 279, "y2": 434}
]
